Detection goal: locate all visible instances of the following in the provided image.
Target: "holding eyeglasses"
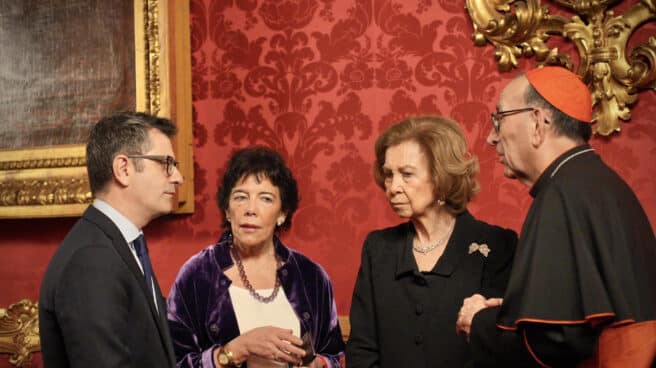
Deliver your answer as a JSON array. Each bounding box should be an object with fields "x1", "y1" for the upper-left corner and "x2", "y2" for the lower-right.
[{"x1": 167, "y1": 147, "x2": 345, "y2": 368}]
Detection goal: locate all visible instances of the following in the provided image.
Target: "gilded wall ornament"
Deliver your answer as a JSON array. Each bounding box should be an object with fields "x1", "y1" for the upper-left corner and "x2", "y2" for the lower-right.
[
  {"x1": 0, "y1": 299, "x2": 39, "y2": 367},
  {"x1": 466, "y1": 0, "x2": 656, "y2": 135}
]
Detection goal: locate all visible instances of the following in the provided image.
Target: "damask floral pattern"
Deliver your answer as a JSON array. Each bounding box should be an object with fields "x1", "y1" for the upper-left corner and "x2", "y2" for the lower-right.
[
  {"x1": 375, "y1": 58, "x2": 414, "y2": 90},
  {"x1": 211, "y1": 70, "x2": 243, "y2": 100},
  {"x1": 259, "y1": 0, "x2": 319, "y2": 30},
  {"x1": 340, "y1": 61, "x2": 374, "y2": 91},
  {"x1": 182, "y1": 0, "x2": 656, "y2": 312}
]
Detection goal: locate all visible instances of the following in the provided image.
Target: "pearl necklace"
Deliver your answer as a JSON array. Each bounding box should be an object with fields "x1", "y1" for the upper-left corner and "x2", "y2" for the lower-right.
[{"x1": 413, "y1": 219, "x2": 455, "y2": 254}]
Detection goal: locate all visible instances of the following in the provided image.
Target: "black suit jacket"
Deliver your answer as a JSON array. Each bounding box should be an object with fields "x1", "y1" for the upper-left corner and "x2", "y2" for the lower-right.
[
  {"x1": 39, "y1": 206, "x2": 176, "y2": 368},
  {"x1": 346, "y1": 211, "x2": 517, "y2": 368}
]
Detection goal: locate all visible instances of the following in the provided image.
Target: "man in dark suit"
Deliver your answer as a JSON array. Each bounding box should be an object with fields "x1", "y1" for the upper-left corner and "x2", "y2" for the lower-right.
[{"x1": 39, "y1": 112, "x2": 184, "y2": 367}]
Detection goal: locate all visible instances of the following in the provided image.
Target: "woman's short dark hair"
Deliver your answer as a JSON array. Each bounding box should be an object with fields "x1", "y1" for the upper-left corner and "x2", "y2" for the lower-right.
[
  {"x1": 373, "y1": 115, "x2": 480, "y2": 214},
  {"x1": 216, "y1": 146, "x2": 299, "y2": 232}
]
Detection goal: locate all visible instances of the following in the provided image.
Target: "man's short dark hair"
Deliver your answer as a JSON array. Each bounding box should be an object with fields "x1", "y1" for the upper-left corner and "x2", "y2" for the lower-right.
[
  {"x1": 86, "y1": 112, "x2": 177, "y2": 195},
  {"x1": 524, "y1": 83, "x2": 592, "y2": 142},
  {"x1": 216, "y1": 146, "x2": 299, "y2": 232}
]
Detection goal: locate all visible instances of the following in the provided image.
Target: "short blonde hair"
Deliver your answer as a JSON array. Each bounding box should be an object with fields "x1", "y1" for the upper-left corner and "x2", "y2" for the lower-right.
[{"x1": 373, "y1": 115, "x2": 480, "y2": 214}]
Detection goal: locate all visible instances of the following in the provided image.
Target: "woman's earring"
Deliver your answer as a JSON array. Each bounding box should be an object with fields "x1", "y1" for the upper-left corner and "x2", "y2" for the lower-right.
[
  {"x1": 437, "y1": 199, "x2": 445, "y2": 206},
  {"x1": 226, "y1": 217, "x2": 231, "y2": 222},
  {"x1": 277, "y1": 218, "x2": 284, "y2": 226}
]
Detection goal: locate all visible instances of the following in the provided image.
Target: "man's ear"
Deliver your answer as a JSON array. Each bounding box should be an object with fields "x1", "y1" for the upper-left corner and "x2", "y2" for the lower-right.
[
  {"x1": 112, "y1": 155, "x2": 131, "y2": 187},
  {"x1": 530, "y1": 108, "x2": 549, "y2": 147}
]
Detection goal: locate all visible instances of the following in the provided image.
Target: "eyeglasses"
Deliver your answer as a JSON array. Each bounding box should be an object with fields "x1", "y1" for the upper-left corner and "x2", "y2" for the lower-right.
[
  {"x1": 490, "y1": 107, "x2": 536, "y2": 133},
  {"x1": 127, "y1": 155, "x2": 179, "y2": 176}
]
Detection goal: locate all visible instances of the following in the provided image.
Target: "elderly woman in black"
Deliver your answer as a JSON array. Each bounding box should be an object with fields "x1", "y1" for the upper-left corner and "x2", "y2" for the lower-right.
[
  {"x1": 346, "y1": 116, "x2": 517, "y2": 367},
  {"x1": 168, "y1": 147, "x2": 344, "y2": 368}
]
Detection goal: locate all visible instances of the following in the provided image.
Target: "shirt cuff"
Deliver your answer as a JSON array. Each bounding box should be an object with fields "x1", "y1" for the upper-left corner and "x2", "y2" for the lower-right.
[{"x1": 202, "y1": 345, "x2": 217, "y2": 368}]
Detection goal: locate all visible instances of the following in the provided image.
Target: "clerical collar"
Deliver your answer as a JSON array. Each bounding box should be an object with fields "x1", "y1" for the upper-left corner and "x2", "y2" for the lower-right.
[{"x1": 529, "y1": 144, "x2": 595, "y2": 198}]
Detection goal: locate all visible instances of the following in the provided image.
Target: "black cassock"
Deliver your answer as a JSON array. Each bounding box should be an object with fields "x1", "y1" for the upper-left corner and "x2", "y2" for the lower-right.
[{"x1": 470, "y1": 144, "x2": 656, "y2": 367}]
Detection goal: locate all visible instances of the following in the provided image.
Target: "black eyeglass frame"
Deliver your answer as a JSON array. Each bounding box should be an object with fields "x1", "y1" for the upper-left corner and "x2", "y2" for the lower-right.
[
  {"x1": 127, "y1": 154, "x2": 179, "y2": 176},
  {"x1": 490, "y1": 107, "x2": 536, "y2": 133}
]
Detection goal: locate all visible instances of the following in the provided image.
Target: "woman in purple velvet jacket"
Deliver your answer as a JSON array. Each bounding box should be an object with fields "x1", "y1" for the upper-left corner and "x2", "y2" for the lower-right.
[{"x1": 167, "y1": 147, "x2": 344, "y2": 368}]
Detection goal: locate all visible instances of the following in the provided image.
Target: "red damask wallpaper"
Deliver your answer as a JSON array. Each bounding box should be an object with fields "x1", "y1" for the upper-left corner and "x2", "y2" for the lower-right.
[
  {"x1": 185, "y1": 0, "x2": 522, "y2": 311},
  {"x1": 181, "y1": 0, "x2": 656, "y2": 312},
  {"x1": 0, "y1": 2, "x2": 654, "y2": 366}
]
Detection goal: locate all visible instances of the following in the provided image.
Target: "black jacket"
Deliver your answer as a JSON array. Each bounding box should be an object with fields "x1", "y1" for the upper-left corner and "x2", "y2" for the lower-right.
[
  {"x1": 39, "y1": 206, "x2": 176, "y2": 368},
  {"x1": 346, "y1": 211, "x2": 517, "y2": 368}
]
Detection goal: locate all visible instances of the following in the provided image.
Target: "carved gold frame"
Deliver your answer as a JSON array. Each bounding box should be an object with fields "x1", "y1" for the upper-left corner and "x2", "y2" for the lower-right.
[
  {"x1": 0, "y1": 299, "x2": 39, "y2": 367},
  {"x1": 466, "y1": 0, "x2": 656, "y2": 136},
  {"x1": 0, "y1": 0, "x2": 193, "y2": 218}
]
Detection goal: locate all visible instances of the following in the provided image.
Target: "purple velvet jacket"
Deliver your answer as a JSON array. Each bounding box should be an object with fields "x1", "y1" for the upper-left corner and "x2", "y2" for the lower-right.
[{"x1": 167, "y1": 233, "x2": 345, "y2": 368}]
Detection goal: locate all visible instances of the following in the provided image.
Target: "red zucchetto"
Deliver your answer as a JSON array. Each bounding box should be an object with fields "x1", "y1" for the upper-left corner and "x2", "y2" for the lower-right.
[{"x1": 526, "y1": 66, "x2": 592, "y2": 123}]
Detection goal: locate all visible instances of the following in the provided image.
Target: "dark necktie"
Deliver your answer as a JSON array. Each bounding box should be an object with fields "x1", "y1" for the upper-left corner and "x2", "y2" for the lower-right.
[{"x1": 133, "y1": 234, "x2": 155, "y2": 301}]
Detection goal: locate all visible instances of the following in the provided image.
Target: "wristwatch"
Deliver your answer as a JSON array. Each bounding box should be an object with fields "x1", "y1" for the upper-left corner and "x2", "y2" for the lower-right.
[{"x1": 217, "y1": 345, "x2": 241, "y2": 367}]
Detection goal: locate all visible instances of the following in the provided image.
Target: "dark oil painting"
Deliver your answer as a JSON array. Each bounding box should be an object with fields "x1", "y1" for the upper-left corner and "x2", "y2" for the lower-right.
[{"x1": 0, "y1": 0, "x2": 135, "y2": 150}]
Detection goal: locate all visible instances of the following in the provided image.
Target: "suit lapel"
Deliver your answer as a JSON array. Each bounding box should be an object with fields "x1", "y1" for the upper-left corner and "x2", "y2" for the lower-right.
[
  {"x1": 153, "y1": 276, "x2": 176, "y2": 365},
  {"x1": 83, "y1": 206, "x2": 175, "y2": 364}
]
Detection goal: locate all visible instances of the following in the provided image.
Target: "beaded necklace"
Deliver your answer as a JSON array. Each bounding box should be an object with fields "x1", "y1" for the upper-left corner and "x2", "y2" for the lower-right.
[{"x1": 231, "y1": 244, "x2": 281, "y2": 303}]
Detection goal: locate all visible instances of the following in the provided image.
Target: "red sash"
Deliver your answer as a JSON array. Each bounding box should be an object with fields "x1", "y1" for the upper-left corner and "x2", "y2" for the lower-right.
[{"x1": 578, "y1": 321, "x2": 656, "y2": 367}]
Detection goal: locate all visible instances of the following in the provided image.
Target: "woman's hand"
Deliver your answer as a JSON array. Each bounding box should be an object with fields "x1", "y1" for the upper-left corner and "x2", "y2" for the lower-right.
[
  {"x1": 456, "y1": 294, "x2": 491, "y2": 338},
  {"x1": 219, "y1": 326, "x2": 306, "y2": 366}
]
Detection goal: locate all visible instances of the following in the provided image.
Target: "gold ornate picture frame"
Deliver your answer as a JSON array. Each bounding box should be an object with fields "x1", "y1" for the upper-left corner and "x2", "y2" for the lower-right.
[{"x1": 0, "y1": 0, "x2": 193, "y2": 219}]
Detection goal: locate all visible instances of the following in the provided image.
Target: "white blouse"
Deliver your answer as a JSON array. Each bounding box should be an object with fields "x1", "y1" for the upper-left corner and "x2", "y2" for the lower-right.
[{"x1": 229, "y1": 285, "x2": 301, "y2": 368}]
